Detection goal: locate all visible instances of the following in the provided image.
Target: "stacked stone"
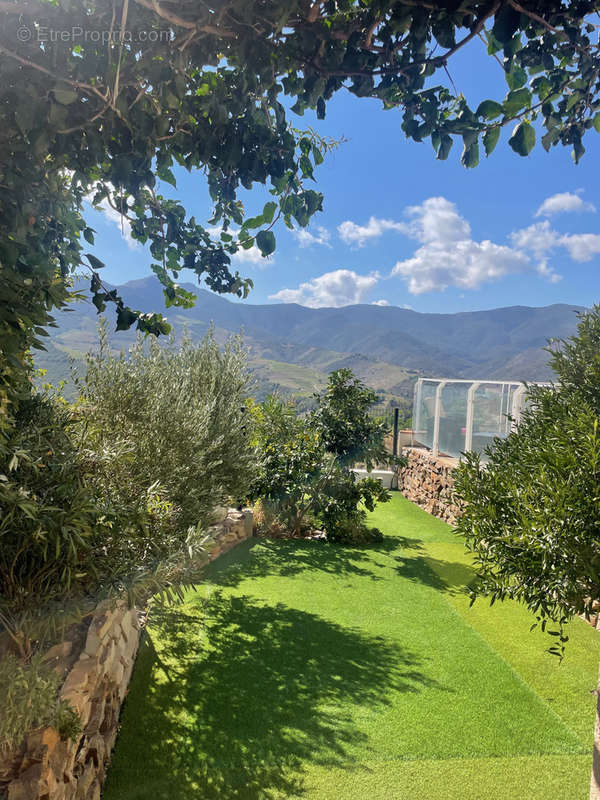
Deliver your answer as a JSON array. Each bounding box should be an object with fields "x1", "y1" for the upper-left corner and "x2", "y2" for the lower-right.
[
  {"x1": 397, "y1": 447, "x2": 461, "y2": 525},
  {"x1": 207, "y1": 507, "x2": 253, "y2": 561},
  {"x1": 0, "y1": 507, "x2": 254, "y2": 800},
  {"x1": 1, "y1": 603, "x2": 141, "y2": 800}
]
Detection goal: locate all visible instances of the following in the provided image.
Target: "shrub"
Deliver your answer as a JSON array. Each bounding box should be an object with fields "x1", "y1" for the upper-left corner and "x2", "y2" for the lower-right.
[
  {"x1": 1, "y1": 324, "x2": 256, "y2": 659},
  {"x1": 0, "y1": 391, "x2": 104, "y2": 657},
  {"x1": 251, "y1": 395, "x2": 326, "y2": 536},
  {"x1": 251, "y1": 370, "x2": 399, "y2": 542},
  {"x1": 453, "y1": 306, "x2": 600, "y2": 656},
  {"x1": 0, "y1": 653, "x2": 81, "y2": 752},
  {"x1": 78, "y1": 323, "x2": 256, "y2": 534}
]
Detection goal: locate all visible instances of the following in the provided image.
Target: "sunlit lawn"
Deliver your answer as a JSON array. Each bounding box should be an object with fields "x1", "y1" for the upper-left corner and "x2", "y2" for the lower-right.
[{"x1": 104, "y1": 493, "x2": 599, "y2": 799}]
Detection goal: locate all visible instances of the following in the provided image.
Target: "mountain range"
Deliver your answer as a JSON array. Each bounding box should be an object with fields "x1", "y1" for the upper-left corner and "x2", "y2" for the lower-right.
[{"x1": 35, "y1": 276, "x2": 585, "y2": 405}]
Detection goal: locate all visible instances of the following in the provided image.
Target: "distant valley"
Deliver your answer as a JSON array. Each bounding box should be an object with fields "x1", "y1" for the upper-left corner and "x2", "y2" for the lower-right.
[{"x1": 35, "y1": 276, "x2": 584, "y2": 409}]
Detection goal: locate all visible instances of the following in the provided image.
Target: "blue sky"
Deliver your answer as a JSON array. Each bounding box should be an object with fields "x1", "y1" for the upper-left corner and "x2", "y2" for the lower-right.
[{"x1": 86, "y1": 41, "x2": 600, "y2": 314}]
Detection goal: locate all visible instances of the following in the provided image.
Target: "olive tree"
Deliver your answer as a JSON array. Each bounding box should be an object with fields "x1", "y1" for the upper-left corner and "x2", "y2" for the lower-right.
[{"x1": 453, "y1": 307, "x2": 600, "y2": 796}]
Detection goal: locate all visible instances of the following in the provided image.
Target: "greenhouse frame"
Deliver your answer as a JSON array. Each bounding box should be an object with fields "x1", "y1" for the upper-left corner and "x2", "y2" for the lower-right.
[{"x1": 411, "y1": 377, "x2": 549, "y2": 461}]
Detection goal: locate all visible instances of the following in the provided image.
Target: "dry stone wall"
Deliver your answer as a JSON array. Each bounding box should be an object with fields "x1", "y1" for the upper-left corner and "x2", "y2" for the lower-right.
[
  {"x1": 0, "y1": 507, "x2": 253, "y2": 800},
  {"x1": 397, "y1": 447, "x2": 461, "y2": 525}
]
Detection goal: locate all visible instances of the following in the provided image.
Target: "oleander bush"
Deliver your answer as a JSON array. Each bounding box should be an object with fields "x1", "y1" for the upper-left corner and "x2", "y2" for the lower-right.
[
  {"x1": 0, "y1": 653, "x2": 81, "y2": 752},
  {"x1": 0, "y1": 390, "x2": 106, "y2": 657}
]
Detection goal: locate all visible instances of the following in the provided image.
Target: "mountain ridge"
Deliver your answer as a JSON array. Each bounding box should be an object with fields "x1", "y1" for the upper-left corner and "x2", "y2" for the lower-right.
[{"x1": 37, "y1": 277, "x2": 584, "y2": 403}]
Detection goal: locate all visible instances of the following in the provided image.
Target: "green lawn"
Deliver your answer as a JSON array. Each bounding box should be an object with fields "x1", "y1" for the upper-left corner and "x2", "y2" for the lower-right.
[{"x1": 103, "y1": 494, "x2": 599, "y2": 799}]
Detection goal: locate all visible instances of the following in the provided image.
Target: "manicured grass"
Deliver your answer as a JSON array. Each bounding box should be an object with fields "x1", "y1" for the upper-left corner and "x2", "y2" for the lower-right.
[{"x1": 104, "y1": 494, "x2": 599, "y2": 799}]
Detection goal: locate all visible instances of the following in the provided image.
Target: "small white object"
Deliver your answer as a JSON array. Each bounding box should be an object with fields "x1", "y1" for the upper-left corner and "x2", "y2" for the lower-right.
[{"x1": 351, "y1": 468, "x2": 395, "y2": 489}]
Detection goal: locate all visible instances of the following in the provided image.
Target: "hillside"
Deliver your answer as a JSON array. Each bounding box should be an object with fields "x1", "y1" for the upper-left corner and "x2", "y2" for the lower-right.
[{"x1": 34, "y1": 276, "x2": 584, "y2": 404}]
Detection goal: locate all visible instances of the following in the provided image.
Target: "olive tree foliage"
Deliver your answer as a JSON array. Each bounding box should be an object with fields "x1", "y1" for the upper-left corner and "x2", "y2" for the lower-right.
[
  {"x1": 78, "y1": 323, "x2": 256, "y2": 533},
  {"x1": 2, "y1": 0, "x2": 600, "y2": 415},
  {"x1": 453, "y1": 307, "x2": 600, "y2": 657}
]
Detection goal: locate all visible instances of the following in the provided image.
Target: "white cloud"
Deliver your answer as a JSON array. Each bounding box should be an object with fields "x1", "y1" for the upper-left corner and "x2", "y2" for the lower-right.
[
  {"x1": 536, "y1": 259, "x2": 562, "y2": 284},
  {"x1": 338, "y1": 216, "x2": 407, "y2": 247},
  {"x1": 560, "y1": 233, "x2": 600, "y2": 262},
  {"x1": 291, "y1": 226, "x2": 331, "y2": 248},
  {"x1": 510, "y1": 221, "x2": 560, "y2": 258},
  {"x1": 270, "y1": 269, "x2": 379, "y2": 308},
  {"x1": 391, "y1": 197, "x2": 531, "y2": 294},
  {"x1": 535, "y1": 190, "x2": 595, "y2": 218},
  {"x1": 84, "y1": 191, "x2": 139, "y2": 249},
  {"x1": 511, "y1": 221, "x2": 600, "y2": 262},
  {"x1": 371, "y1": 299, "x2": 389, "y2": 306},
  {"x1": 231, "y1": 245, "x2": 271, "y2": 266},
  {"x1": 402, "y1": 196, "x2": 471, "y2": 244}
]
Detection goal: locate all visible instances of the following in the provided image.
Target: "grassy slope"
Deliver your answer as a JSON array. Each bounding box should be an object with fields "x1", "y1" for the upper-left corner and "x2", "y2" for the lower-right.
[
  {"x1": 104, "y1": 494, "x2": 599, "y2": 800},
  {"x1": 248, "y1": 357, "x2": 329, "y2": 395}
]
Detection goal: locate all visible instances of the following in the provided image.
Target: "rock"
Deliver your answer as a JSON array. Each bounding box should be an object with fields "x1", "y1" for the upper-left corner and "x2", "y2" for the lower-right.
[
  {"x1": 62, "y1": 659, "x2": 92, "y2": 695},
  {"x1": 210, "y1": 505, "x2": 229, "y2": 524},
  {"x1": 42, "y1": 641, "x2": 73, "y2": 664}
]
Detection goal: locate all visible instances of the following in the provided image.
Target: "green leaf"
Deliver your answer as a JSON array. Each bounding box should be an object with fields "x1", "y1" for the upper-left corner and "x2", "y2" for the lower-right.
[
  {"x1": 316, "y1": 97, "x2": 326, "y2": 120},
  {"x1": 572, "y1": 137, "x2": 585, "y2": 164},
  {"x1": 506, "y1": 64, "x2": 527, "y2": 91},
  {"x1": 508, "y1": 121, "x2": 535, "y2": 156},
  {"x1": 92, "y1": 293, "x2": 107, "y2": 313},
  {"x1": 492, "y1": 6, "x2": 521, "y2": 46},
  {"x1": 83, "y1": 227, "x2": 95, "y2": 245},
  {"x1": 262, "y1": 201, "x2": 278, "y2": 224},
  {"x1": 461, "y1": 140, "x2": 480, "y2": 169},
  {"x1": 541, "y1": 127, "x2": 560, "y2": 152},
  {"x1": 594, "y1": 115, "x2": 600, "y2": 133},
  {"x1": 157, "y1": 167, "x2": 177, "y2": 187},
  {"x1": 504, "y1": 88, "x2": 531, "y2": 117},
  {"x1": 85, "y1": 253, "x2": 106, "y2": 270},
  {"x1": 476, "y1": 100, "x2": 504, "y2": 119},
  {"x1": 256, "y1": 230, "x2": 276, "y2": 257},
  {"x1": 437, "y1": 134, "x2": 453, "y2": 161},
  {"x1": 299, "y1": 154, "x2": 313, "y2": 178},
  {"x1": 53, "y1": 88, "x2": 78, "y2": 105},
  {"x1": 116, "y1": 306, "x2": 138, "y2": 331},
  {"x1": 483, "y1": 126, "x2": 500, "y2": 157}
]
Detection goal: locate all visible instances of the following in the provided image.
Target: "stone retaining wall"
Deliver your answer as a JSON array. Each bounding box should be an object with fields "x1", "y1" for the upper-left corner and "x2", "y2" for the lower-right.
[
  {"x1": 0, "y1": 507, "x2": 253, "y2": 800},
  {"x1": 397, "y1": 447, "x2": 461, "y2": 525}
]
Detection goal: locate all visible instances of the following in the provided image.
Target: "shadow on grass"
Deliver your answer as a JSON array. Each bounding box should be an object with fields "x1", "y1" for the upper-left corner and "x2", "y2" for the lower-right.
[
  {"x1": 209, "y1": 535, "x2": 422, "y2": 588},
  {"x1": 105, "y1": 591, "x2": 443, "y2": 800},
  {"x1": 210, "y1": 536, "x2": 476, "y2": 600},
  {"x1": 393, "y1": 550, "x2": 476, "y2": 595}
]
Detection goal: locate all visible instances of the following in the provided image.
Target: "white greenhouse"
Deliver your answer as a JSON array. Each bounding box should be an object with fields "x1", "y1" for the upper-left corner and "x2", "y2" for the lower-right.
[{"x1": 411, "y1": 378, "x2": 549, "y2": 461}]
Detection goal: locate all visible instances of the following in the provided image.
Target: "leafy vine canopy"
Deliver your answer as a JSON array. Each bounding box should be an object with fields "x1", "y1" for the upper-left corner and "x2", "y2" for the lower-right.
[{"x1": 1, "y1": 0, "x2": 599, "y2": 397}]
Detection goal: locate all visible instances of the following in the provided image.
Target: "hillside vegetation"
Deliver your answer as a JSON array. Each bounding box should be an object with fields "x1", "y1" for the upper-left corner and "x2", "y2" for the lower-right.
[{"x1": 35, "y1": 278, "x2": 582, "y2": 406}]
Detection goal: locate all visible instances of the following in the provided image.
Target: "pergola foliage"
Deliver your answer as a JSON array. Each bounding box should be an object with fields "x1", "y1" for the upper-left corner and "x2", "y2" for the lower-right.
[{"x1": 1, "y1": 0, "x2": 600, "y2": 413}]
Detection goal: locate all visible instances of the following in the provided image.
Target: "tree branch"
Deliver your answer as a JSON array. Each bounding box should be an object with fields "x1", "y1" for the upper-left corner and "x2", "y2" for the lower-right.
[
  {"x1": 508, "y1": 0, "x2": 560, "y2": 35},
  {"x1": 433, "y1": 1, "x2": 500, "y2": 66},
  {"x1": 0, "y1": 42, "x2": 109, "y2": 103},
  {"x1": 132, "y1": 0, "x2": 236, "y2": 37}
]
